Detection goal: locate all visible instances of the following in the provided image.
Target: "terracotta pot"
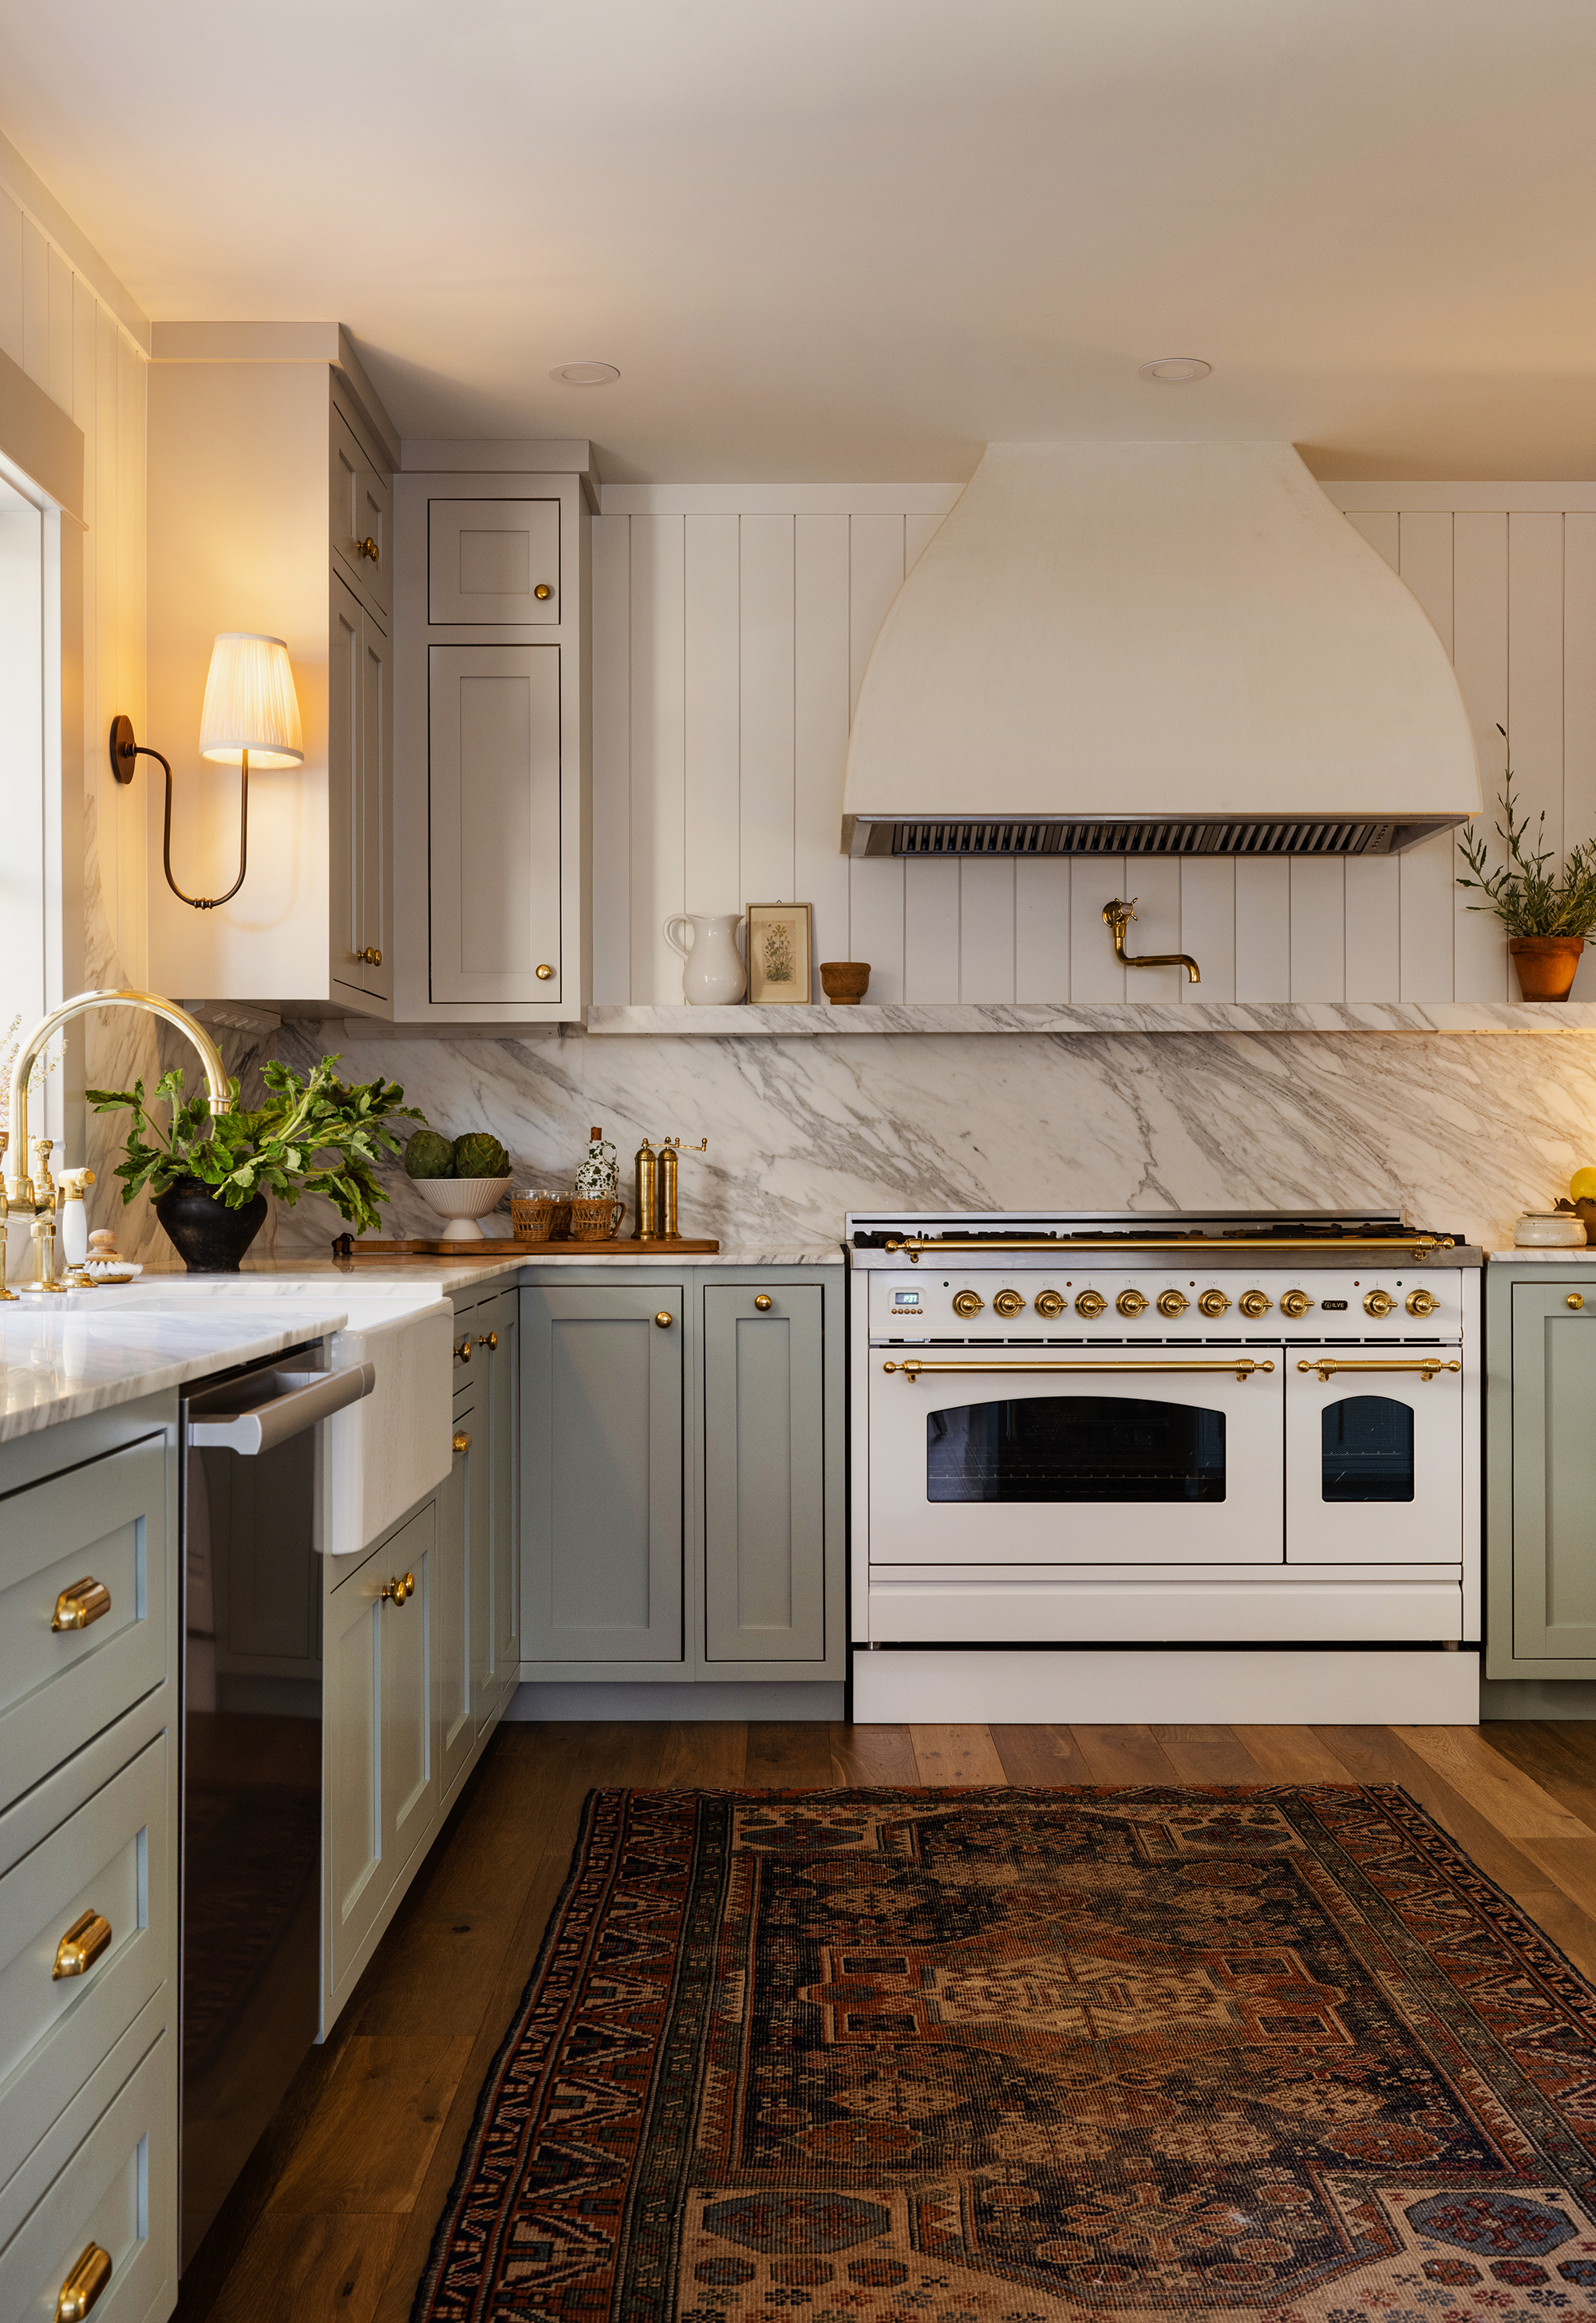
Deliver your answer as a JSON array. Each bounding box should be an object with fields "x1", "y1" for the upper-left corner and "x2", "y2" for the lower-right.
[
  {"x1": 1509, "y1": 935, "x2": 1585, "y2": 1001},
  {"x1": 154, "y1": 1177, "x2": 267, "y2": 1272},
  {"x1": 819, "y1": 961, "x2": 871, "y2": 1005}
]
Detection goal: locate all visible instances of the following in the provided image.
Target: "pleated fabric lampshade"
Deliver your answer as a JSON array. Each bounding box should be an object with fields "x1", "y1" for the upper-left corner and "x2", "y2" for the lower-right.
[{"x1": 197, "y1": 633, "x2": 304, "y2": 768}]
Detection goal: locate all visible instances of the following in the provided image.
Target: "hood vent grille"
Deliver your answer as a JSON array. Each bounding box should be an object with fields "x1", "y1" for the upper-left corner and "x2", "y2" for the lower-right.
[{"x1": 844, "y1": 814, "x2": 1455, "y2": 860}]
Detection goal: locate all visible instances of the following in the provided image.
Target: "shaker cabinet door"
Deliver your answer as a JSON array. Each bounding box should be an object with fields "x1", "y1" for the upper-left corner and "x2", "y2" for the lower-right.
[
  {"x1": 437, "y1": 1412, "x2": 474, "y2": 1803},
  {"x1": 330, "y1": 408, "x2": 391, "y2": 624},
  {"x1": 330, "y1": 577, "x2": 393, "y2": 1010},
  {"x1": 428, "y1": 644, "x2": 561, "y2": 1005},
  {"x1": 428, "y1": 497, "x2": 559, "y2": 625},
  {"x1": 521, "y1": 1287, "x2": 683, "y2": 1662},
  {"x1": 704, "y1": 1285, "x2": 827, "y2": 1661},
  {"x1": 1511, "y1": 1286, "x2": 1596, "y2": 1660}
]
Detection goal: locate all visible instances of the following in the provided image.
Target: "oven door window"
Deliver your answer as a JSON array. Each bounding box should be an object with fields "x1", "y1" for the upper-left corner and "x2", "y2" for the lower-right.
[
  {"x1": 1321, "y1": 1394, "x2": 1415, "y2": 1503},
  {"x1": 927, "y1": 1395, "x2": 1226, "y2": 1503}
]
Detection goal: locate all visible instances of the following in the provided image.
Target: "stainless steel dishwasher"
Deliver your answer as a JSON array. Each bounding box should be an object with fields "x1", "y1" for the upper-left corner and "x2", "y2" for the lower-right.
[{"x1": 179, "y1": 1346, "x2": 374, "y2": 2274}]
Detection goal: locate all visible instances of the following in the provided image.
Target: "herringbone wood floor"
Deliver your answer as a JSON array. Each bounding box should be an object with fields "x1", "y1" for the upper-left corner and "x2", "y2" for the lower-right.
[{"x1": 175, "y1": 1718, "x2": 1596, "y2": 2322}]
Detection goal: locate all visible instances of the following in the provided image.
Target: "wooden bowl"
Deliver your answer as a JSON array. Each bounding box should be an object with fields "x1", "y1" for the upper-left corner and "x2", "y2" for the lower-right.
[{"x1": 820, "y1": 961, "x2": 871, "y2": 1005}]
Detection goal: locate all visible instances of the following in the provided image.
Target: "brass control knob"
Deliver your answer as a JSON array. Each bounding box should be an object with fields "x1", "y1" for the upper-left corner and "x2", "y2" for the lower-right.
[
  {"x1": 1280, "y1": 1289, "x2": 1314, "y2": 1320},
  {"x1": 1406, "y1": 1287, "x2": 1438, "y2": 1318},
  {"x1": 1197, "y1": 1288, "x2": 1232, "y2": 1318},
  {"x1": 1116, "y1": 1288, "x2": 1148, "y2": 1318},
  {"x1": 1363, "y1": 1289, "x2": 1395, "y2": 1318},
  {"x1": 951, "y1": 1288, "x2": 985, "y2": 1318},
  {"x1": 993, "y1": 1287, "x2": 1026, "y2": 1319},
  {"x1": 1073, "y1": 1290, "x2": 1106, "y2": 1318},
  {"x1": 1034, "y1": 1289, "x2": 1065, "y2": 1321},
  {"x1": 1156, "y1": 1288, "x2": 1189, "y2": 1318},
  {"x1": 1238, "y1": 1289, "x2": 1272, "y2": 1319}
]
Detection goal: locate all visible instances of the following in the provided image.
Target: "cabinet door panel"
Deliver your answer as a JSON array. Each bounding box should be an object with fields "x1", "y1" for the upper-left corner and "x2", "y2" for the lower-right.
[
  {"x1": 1513, "y1": 1286, "x2": 1596, "y2": 1658},
  {"x1": 329, "y1": 574, "x2": 365, "y2": 1002},
  {"x1": 429, "y1": 645, "x2": 561, "y2": 1004},
  {"x1": 360, "y1": 609, "x2": 393, "y2": 1000},
  {"x1": 704, "y1": 1286, "x2": 826, "y2": 1661},
  {"x1": 429, "y1": 497, "x2": 559, "y2": 624},
  {"x1": 325, "y1": 1566, "x2": 381, "y2": 1988},
  {"x1": 523, "y1": 1287, "x2": 682, "y2": 1661},
  {"x1": 482, "y1": 1290, "x2": 519, "y2": 1719},
  {"x1": 330, "y1": 409, "x2": 391, "y2": 623},
  {"x1": 437, "y1": 1416, "x2": 472, "y2": 1801},
  {"x1": 381, "y1": 1507, "x2": 434, "y2": 1871}
]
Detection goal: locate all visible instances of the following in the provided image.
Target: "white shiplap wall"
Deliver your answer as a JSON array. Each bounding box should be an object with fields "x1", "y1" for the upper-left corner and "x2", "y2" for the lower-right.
[
  {"x1": 594, "y1": 481, "x2": 1596, "y2": 1006},
  {"x1": 0, "y1": 161, "x2": 148, "y2": 990}
]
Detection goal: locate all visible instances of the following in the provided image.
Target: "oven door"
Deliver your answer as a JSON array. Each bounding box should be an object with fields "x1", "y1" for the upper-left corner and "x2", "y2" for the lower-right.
[
  {"x1": 868, "y1": 1349, "x2": 1283, "y2": 1565},
  {"x1": 1286, "y1": 1349, "x2": 1463, "y2": 1563}
]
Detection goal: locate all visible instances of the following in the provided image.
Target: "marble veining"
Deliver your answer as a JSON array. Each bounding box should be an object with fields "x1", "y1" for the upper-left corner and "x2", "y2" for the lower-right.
[{"x1": 0, "y1": 1303, "x2": 348, "y2": 1440}]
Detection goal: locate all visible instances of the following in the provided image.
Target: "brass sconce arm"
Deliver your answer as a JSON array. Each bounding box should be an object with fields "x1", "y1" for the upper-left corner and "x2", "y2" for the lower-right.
[
  {"x1": 110, "y1": 720, "x2": 248, "y2": 911},
  {"x1": 1102, "y1": 897, "x2": 1200, "y2": 984}
]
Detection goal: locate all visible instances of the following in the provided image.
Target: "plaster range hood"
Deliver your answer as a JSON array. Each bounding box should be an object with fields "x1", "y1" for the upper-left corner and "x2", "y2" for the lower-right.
[{"x1": 841, "y1": 441, "x2": 1480, "y2": 859}]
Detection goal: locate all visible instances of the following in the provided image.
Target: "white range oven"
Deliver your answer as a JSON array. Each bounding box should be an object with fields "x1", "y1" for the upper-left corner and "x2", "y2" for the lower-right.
[{"x1": 848, "y1": 1211, "x2": 1481, "y2": 1656}]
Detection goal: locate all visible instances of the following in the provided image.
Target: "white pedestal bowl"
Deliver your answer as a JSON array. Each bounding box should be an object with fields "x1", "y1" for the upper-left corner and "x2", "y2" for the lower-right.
[{"x1": 411, "y1": 1176, "x2": 513, "y2": 1240}]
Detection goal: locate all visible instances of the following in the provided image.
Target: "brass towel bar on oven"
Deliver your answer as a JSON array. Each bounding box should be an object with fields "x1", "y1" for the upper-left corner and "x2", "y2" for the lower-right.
[
  {"x1": 1297, "y1": 1357, "x2": 1461, "y2": 1382},
  {"x1": 881, "y1": 1236, "x2": 1452, "y2": 1262},
  {"x1": 883, "y1": 1357, "x2": 1275, "y2": 1383}
]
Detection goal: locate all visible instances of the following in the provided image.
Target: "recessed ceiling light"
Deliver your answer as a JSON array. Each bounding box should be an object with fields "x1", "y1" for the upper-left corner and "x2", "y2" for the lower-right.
[
  {"x1": 1138, "y1": 357, "x2": 1211, "y2": 384},
  {"x1": 551, "y1": 361, "x2": 620, "y2": 385}
]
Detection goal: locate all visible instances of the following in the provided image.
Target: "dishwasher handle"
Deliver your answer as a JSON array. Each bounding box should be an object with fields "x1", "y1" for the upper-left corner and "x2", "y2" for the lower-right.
[{"x1": 187, "y1": 1361, "x2": 376, "y2": 1455}]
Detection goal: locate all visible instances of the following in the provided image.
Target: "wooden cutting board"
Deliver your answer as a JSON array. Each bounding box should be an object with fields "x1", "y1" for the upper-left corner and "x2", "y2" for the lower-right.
[{"x1": 331, "y1": 1234, "x2": 721, "y2": 1259}]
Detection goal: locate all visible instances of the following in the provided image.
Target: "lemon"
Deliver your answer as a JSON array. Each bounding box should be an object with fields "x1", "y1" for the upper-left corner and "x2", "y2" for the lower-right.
[{"x1": 1572, "y1": 1168, "x2": 1596, "y2": 1203}]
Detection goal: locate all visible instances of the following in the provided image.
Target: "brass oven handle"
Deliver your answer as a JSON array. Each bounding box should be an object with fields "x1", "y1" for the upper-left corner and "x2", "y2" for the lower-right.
[
  {"x1": 52, "y1": 1910, "x2": 112, "y2": 1979},
  {"x1": 53, "y1": 1578, "x2": 111, "y2": 1632},
  {"x1": 381, "y1": 1570, "x2": 416, "y2": 1606},
  {"x1": 1298, "y1": 1357, "x2": 1461, "y2": 1382},
  {"x1": 883, "y1": 1357, "x2": 1275, "y2": 1382},
  {"x1": 55, "y1": 2243, "x2": 112, "y2": 2320},
  {"x1": 881, "y1": 1235, "x2": 1452, "y2": 1262}
]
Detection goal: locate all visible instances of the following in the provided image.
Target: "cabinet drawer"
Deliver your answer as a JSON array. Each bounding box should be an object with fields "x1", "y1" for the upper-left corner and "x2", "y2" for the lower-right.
[
  {"x1": 0, "y1": 2025, "x2": 174, "y2": 2323},
  {"x1": 331, "y1": 408, "x2": 391, "y2": 624},
  {"x1": 0, "y1": 1733, "x2": 168, "y2": 2207},
  {"x1": 428, "y1": 496, "x2": 560, "y2": 624},
  {"x1": 0, "y1": 1435, "x2": 171, "y2": 1809}
]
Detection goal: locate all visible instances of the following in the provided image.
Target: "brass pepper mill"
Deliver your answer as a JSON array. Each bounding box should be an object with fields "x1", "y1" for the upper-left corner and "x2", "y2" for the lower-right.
[
  {"x1": 657, "y1": 1137, "x2": 709, "y2": 1241},
  {"x1": 632, "y1": 1136, "x2": 659, "y2": 1242}
]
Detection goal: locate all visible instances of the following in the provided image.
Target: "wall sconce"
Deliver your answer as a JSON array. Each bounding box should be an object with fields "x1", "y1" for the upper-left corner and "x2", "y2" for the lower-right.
[{"x1": 109, "y1": 632, "x2": 304, "y2": 911}]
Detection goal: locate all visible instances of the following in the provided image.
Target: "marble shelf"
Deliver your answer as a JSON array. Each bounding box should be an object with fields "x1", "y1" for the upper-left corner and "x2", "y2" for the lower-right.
[{"x1": 583, "y1": 1001, "x2": 1596, "y2": 1037}]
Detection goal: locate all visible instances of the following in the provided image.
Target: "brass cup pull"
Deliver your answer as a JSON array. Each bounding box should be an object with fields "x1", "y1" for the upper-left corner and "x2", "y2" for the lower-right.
[
  {"x1": 455, "y1": 1337, "x2": 472, "y2": 1361},
  {"x1": 535, "y1": 963, "x2": 555, "y2": 981},
  {"x1": 1568, "y1": 1293, "x2": 1586, "y2": 1310},
  {"x1": 534, "y1": 583, "x2": 554, "y2": 600},
  {"x1": 358, "y1": 535, "x2": 380, "y2": 563},
  {"x1": 53, "y1": 1910, "x2": 112, "y2": 1980},
  {"x1": 55, "y1": 2242, "x2": 112, "y2": 2321},
  {"x1": 53, "y1": 1578, "x2": 111, "y2": 1633},
  {"x1": 754, "y1": 1294, "x2": 773, "y2": 1311},
  {"x1": 359, "y1": 945, "x2": 382, "y2": 966},
  {"x1": 655, "y1": 1310, "x2": 674, "y2": 1328},
  {"x1": 381, "y1": 1571, "x2": 415, "y2": 1606},
  {"x1": 476, "y1": 1330, "x2": 498, "y2": 1349},
  {"x1": 452, "y1": 1430, "x2": 472, "y2": 1455}
]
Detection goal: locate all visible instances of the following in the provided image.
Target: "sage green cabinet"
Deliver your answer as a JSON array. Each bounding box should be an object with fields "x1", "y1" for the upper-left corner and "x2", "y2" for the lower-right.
[
  {"x1": 704, "y1": 1282, "x2": 826, "y2": 1661},
  {"x1": 436, "y1": 1411, "x2": 475, "y2": 1803},
  {"x1": 1487, "y1": 1270, "x2": 1596, "y2": 1677}
]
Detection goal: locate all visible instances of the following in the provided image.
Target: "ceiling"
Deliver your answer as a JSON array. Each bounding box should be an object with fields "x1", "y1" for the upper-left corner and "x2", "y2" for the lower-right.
[{"x1": 3, "y1": 0, "x2": 1594, "y2": 482}]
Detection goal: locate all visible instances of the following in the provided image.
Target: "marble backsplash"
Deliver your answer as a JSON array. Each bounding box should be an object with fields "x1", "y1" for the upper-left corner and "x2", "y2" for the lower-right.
[{"x1": 89, "y1": 1021, "x2": 1596, "y2": 1265}]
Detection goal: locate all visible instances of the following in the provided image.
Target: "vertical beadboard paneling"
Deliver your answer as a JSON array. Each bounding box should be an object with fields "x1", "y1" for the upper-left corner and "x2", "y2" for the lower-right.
[
  {"x1": 1565, "y1": 517, "x2": 1596, "y2": 1000},
  {"x1": 846, "y1": 516, "x2": 906, "y2": 996},
  {"x1": 1509, "y1": 513, "x2": 1566, "y2": 859},
  {"x1": 590, "y1": 512, "x2": 631, "y2": 1003},
  {"x1": 1234, "y1": 859, "x2": 1290, "y2": 999},
  {"x1": 1449, "y1": 513, "x2": 1509, "y2": 1000},
  {"x1": 793, "y1": 516, "x2": 851, "y2": 979},
  {"x1": 1344, "y1": 856, "x2": 1400, "y2": 1000},
  {"x1": 1014, "y1": 858, "x2": 1070, "y2": 1001},
  {"x1": 20, "y1": 215, "x2": 47, "y2": 386},
  {"x1": 1399, "y1": 512, "x2": 1454, "y2": 655},
  {"x1": 849, "y1": 858, "x2": 905, "y2": 1001},
  {"x1": 45, "y1": 246, "x2": 71, "y2": 412},
  {"x1": 958, "y1": 858, "x2": 1014, "y2": 1001},
  {"x1": 903, "y1": 857, "x2": 959, "y2": 1001},
  {"x1": 739, "y1": 515, "x2": 796, "y2": 916},
  {"x1": 630, "y1": 516, "x2": 686, "y2": 1003},
  {"x1": 0, "y1": 188, "x2": 21, "y2": 364},
  {"x1": 683, "y1": 516, "x2": 741, "y2": 919},
  {"x1": 1069, "y1": 860, "x2": 1124, "y2": 1000},
  {"x1": 1393, "y1": 512, "x2": 1460, "y2": 1001},
  {"x1": 1289, "y1": 858, "x2": 1345, "y2": 998},
  {"x1": 1179, "y1": 859, "x2": 1235, "y2": 1001},
  {"x1": 1345, "y1": 510, "x2": 1399, "y2": 571},
  {"x1": 1119, "y1": 860, "x2": 1183, "y2": 1001},
  {"x1": 905, "y1": 511, "x2": 946, "y2": 575}
]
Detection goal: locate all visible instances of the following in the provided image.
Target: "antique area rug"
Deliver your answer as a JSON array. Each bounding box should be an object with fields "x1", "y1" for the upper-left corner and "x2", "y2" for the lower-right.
[{"x1": 411, "y1": 1785, "x2": 1596, "y2": 2322}]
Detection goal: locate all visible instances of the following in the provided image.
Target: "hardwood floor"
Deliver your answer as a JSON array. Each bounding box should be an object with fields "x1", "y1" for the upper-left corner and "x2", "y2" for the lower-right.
[{"x1": 176, "y1": 1717, "x2": 1596, "y2": 2323}]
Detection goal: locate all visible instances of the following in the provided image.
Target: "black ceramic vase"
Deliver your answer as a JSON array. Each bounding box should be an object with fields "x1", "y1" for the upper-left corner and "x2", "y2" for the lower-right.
[{"x1": 153, "y1": 1178, "x2": 267, "y2": 1273}]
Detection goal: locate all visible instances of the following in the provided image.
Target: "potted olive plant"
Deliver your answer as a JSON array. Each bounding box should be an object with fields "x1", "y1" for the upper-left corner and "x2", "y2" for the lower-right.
[
  {"x1": 86, "y1": 1055, "x2": 425, "y2": 1270},
  {"x1": 1456, "y1": 726, "x2": 1596, "y2": 1001}
]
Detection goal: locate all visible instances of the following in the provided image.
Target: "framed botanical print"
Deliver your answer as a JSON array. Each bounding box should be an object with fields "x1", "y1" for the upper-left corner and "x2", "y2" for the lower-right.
[{"x1": 745, "y1": 902, "x2": 814, "y2": 1005}]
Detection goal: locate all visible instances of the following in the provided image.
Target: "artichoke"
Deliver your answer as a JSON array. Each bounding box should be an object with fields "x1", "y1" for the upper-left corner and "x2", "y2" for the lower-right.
[
  {"x1": 453, "y1": 1131, "x2": 511, "y2": 1179},
  {"x1": 404, "y1": 1128, "x2": 456, "y2": 1180}
]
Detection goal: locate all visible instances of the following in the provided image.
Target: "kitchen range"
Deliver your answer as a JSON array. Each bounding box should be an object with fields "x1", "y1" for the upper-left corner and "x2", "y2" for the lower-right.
[{"x1": 849, "y1": 1209, "x2": 1480, "y2": 1725}]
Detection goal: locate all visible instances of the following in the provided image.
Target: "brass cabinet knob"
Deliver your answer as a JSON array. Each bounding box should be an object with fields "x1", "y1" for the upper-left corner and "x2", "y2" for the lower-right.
[
  {"x1": 754, "y1": 1294, "x2": 773, "y2": 1311},
  {"x1": 1073, "y1": 1290, "x2": 1106, "y2": 1319},
  {"x1": 1363, "y1": 1288, "x2": 1395, "y2": 1318},
  {"x1": 1033, "y1": 1289, "x2": 1065, "y2": 1320},
  {"x1": 359, "y1": 945, "x2": 382, "y2": 966},
  {"x1": 950, "y1": 1288, "x2": 984, "y2": 1318},
  {"x1": 655, "y1": 1310, "x2": 674, "y2": 1328},
  {"x1": 1238, "y1": 1289, "x2": 1272, "y2": 1318},
  {"x1": 1569, "y1": 1293, "x2": 1586, "y2": 1310},
  {"x1": 1156, "y1": 1288, "x2": 1189, "y2": 1318},
  {"x1": 52, "y1": 1910, "x2": 112, "y2": 1980},
  {"x1": 358, "y1": 535, "x2": 380, "y2": 563},
  {"x1": 535, "y1": 963, "x2": 555, "y2": 981},
  {"x1": 1116, "y1": 1288, "x2": 1148, "y2": 1318},
  {"x1": 452, "y1": 1430, "x2": 472, "y2": 1454},
  {"x1": 53, "y1": 1578, "x2": 111, "y2": 1632},
  {"x1": 1407, "y1": 1287, "x2": 1438, "y2": 1317},
  {"x1": 54, "y1": 2242, "x2": 112, "y2": 2321},
  {"x1": 381, "y1": 1571, "x2": 415, "y2": 1606},
  {"x1": 455, "y1": 1337, "x2": 472, "y2": 1361},
  {"x1": 476, "y1": 1330, "x2": 498, "y2": 1350},
  {"x1": 1197, "y1": 1288, "x2": 1231, "y2": 1318},
  {"x1": 534, "y1": 582, "x2": 554, "y2": 600},
  {"x1": 993, "y1": 1287, "x2": 1026, "y2": 1319},
  {"x1": 1280, "y1": 1288, "x2": 1314, "y2": 1319}
]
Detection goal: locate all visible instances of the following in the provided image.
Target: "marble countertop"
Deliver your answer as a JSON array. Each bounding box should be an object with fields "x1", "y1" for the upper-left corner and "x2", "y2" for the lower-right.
[{"x1": 1484, "y1": 1243, "x2": 1596, "y2": 1262}]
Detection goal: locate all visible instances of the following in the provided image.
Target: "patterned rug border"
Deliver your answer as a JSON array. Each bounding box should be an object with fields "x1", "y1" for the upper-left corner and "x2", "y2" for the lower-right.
[{"x1": 408, "y1": 1780, "x2": 1596, "y2": 2322}]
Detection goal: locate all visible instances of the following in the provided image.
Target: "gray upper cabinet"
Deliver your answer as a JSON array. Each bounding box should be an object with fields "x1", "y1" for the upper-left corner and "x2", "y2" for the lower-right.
[
  {"x1": 522, "y1": 1285, "x2": 684, "y2": 1663},
  {"x1": 428, "y1": 498, "x2": 559, "y2": 624},
  {"x1": 703, "y1": 1284, "x2": 826, "y2": 1661},
  {"x1": 330, "y1": 406, "x2": 392, "y2": 626}
]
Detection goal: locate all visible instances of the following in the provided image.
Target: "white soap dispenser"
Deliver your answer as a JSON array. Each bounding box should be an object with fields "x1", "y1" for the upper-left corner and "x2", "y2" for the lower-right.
[{"x1": 57, "y1": 1168, "x2": 96, "y2": 1270}]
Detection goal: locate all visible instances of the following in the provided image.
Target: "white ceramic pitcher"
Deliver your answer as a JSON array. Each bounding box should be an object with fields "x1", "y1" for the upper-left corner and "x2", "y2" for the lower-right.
[{"x1": 664, "y1": 912, "x2": 747, "y2": 1005}]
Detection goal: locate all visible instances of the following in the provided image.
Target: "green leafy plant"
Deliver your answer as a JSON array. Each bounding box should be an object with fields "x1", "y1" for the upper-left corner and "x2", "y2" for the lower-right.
[
  {"x1": 85, "y1": 1056, "x2": 425, "y2": 1235},
  {"x1": 1457, "y1": 725, "x2": 1596, "y2": 937}
]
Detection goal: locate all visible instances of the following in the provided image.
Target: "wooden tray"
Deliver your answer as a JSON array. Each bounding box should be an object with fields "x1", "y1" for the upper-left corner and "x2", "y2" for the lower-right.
[{"x1": 330, "y1": 1234, "x2": 721, "y2": 1259}]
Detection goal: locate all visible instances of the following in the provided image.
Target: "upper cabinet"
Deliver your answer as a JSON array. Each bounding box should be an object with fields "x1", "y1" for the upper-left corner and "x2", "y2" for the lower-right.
[
  {"x1": 145, "y1": 329, "x2": 398, "y2": 1017},
  {"x1": 393, "y1": 462, "x2": 592, "y2": 1025}
]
